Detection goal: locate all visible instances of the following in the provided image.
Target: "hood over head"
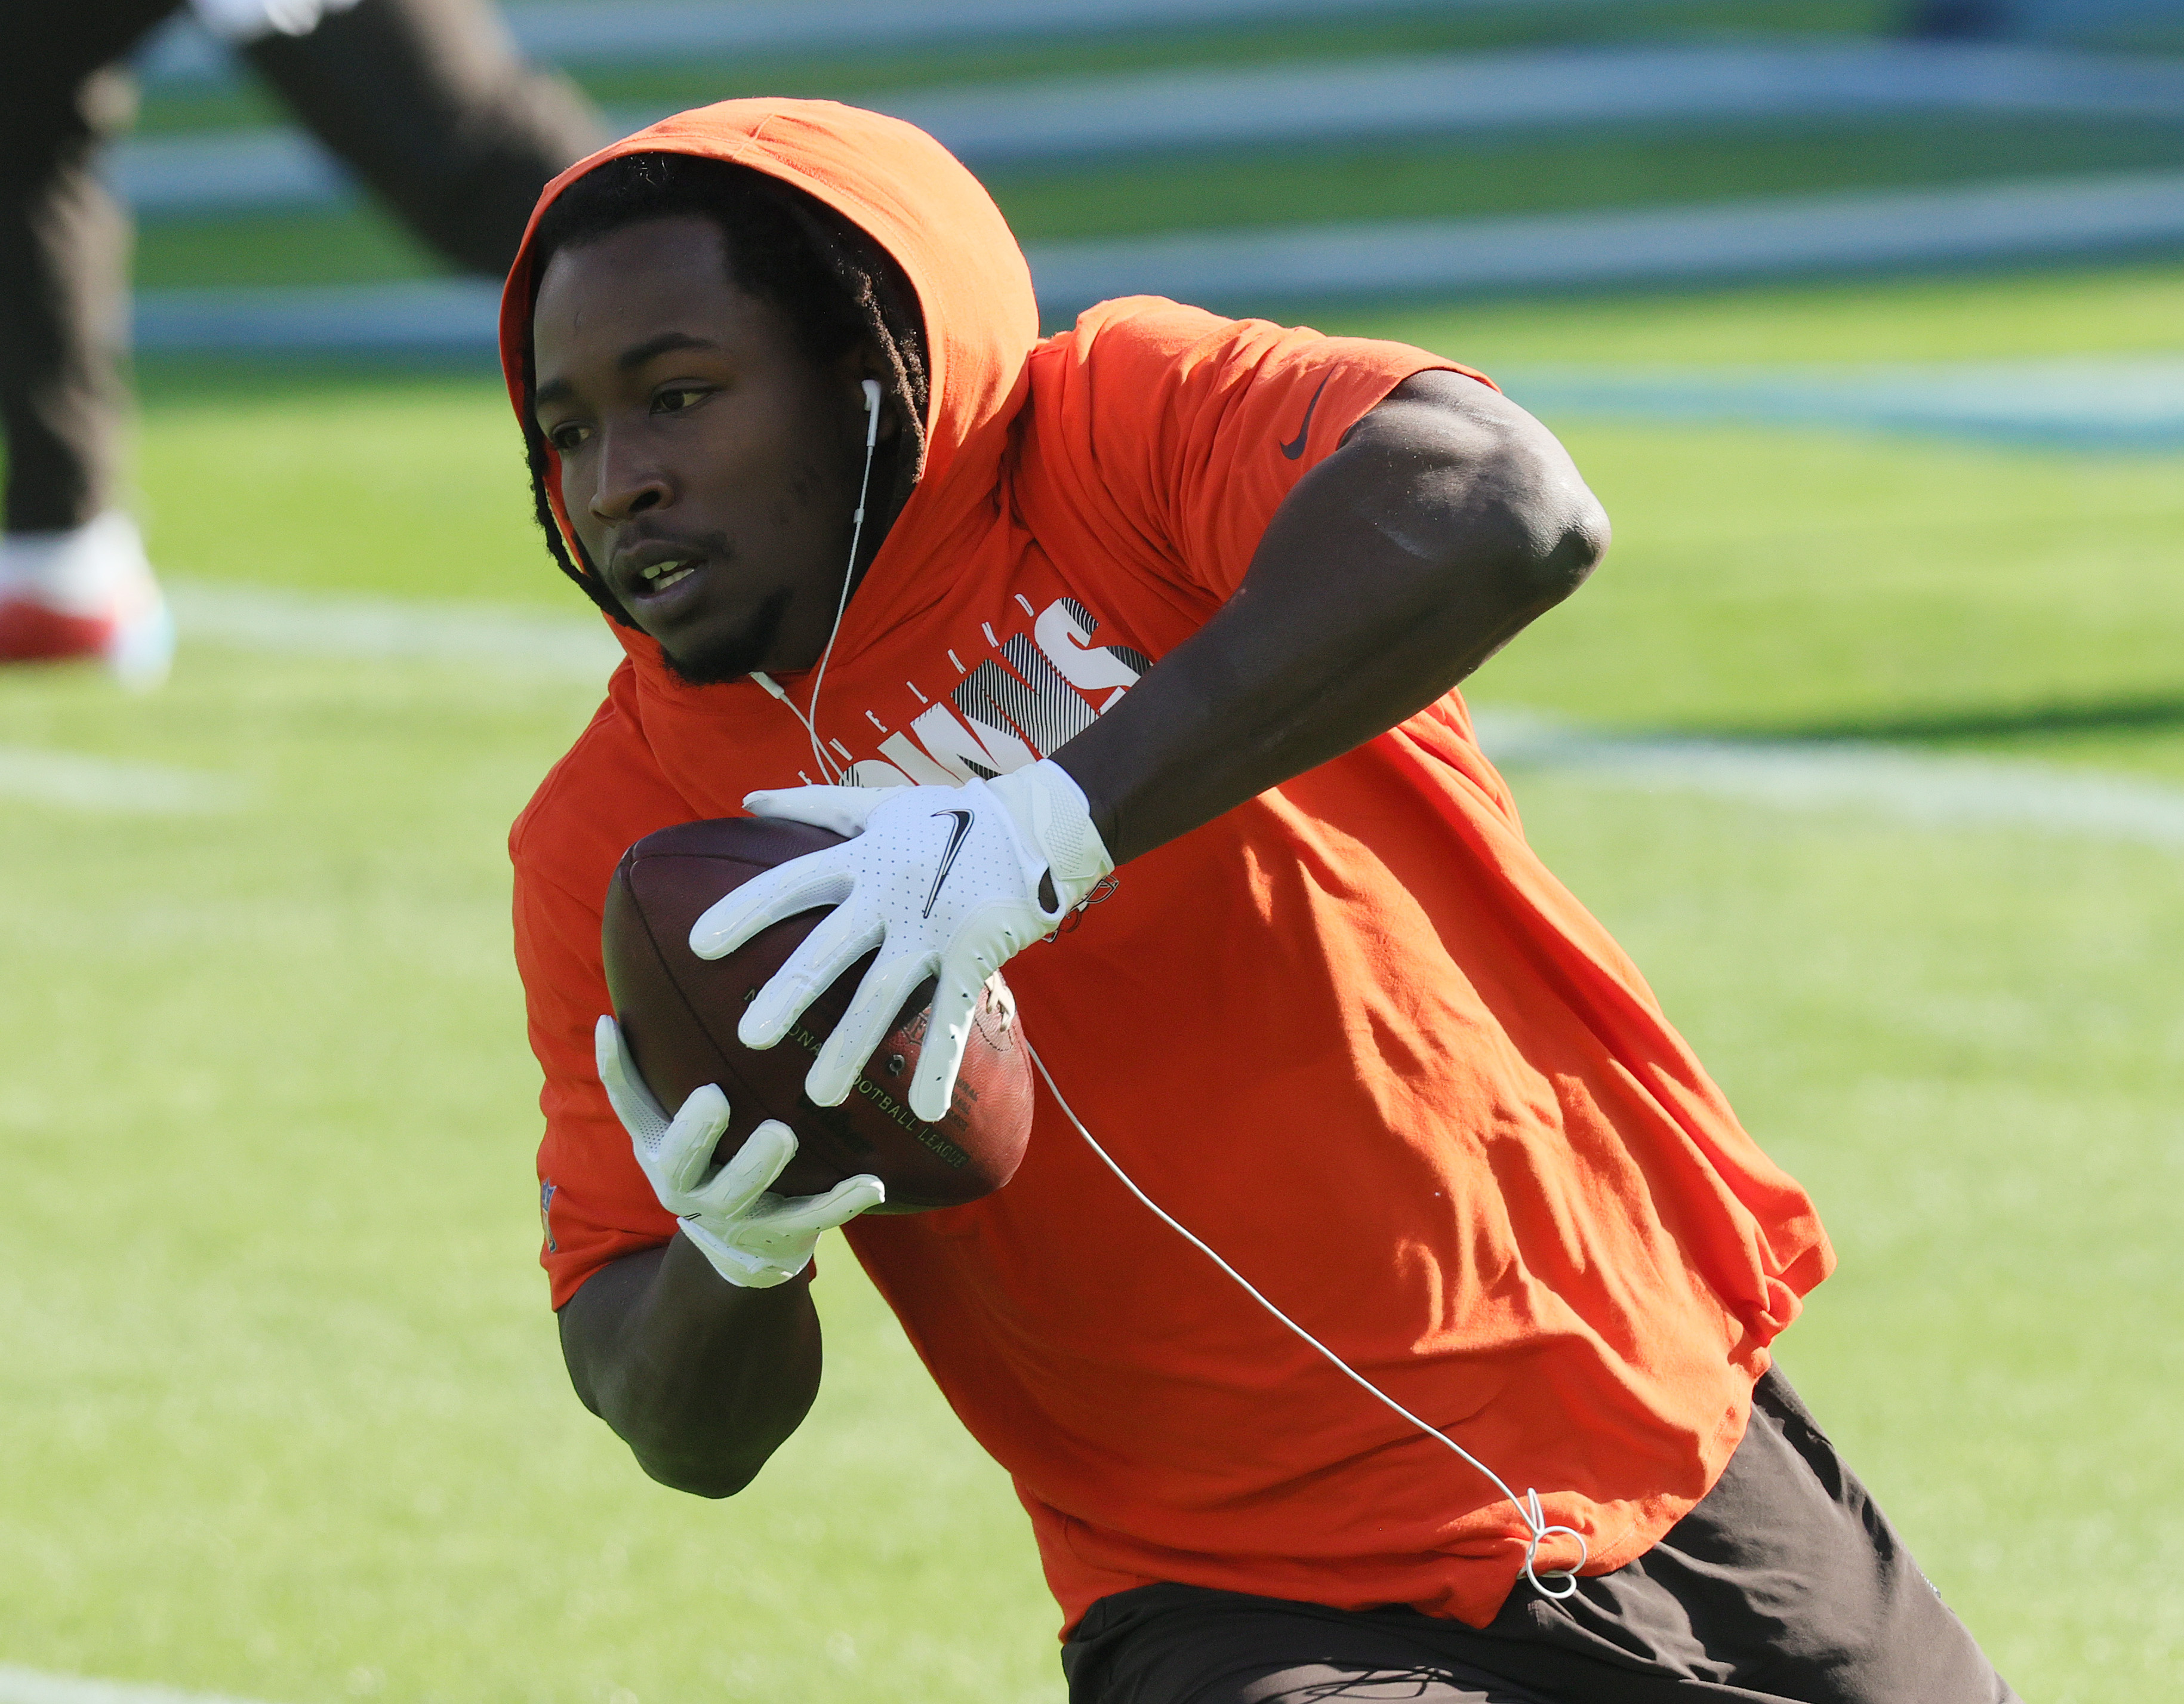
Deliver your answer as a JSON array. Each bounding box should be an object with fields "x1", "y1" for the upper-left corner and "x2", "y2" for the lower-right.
[{"x1": 499, "y1": 100, "x2": 1042, "y2": 678}]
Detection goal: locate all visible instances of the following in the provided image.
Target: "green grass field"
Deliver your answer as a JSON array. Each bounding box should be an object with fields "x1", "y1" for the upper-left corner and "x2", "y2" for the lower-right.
[{"x1": 5, "y1": 262, "x2": 2182, "y2": 1702}]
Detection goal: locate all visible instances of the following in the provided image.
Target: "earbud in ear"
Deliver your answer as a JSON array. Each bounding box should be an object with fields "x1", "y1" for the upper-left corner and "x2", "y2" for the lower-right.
[{"x1": 860, "y1": 378, "x2": 882, "y2": 449}]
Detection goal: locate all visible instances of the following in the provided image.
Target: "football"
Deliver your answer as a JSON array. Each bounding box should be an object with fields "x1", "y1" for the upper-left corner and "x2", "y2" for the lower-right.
[{"x1": 600, "y1": 816, "x2": 1035, "y2": 1212}]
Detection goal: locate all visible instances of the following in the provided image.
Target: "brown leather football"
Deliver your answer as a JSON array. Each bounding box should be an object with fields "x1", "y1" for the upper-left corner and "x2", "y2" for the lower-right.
[{"x1": 600, "y1": 816, "x2": 1034, "y2": 1212}]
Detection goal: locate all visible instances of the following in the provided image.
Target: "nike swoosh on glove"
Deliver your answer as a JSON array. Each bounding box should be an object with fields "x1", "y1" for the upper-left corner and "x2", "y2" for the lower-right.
[
  {"x1": 595, "y1": 1016, "x2": 884, "y2": 1288},
  {"x1": 686, "y1": 758, "x2": 1113, "y2": 1123}
]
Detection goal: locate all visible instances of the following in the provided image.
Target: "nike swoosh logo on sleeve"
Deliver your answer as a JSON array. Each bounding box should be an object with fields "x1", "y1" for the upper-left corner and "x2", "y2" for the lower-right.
[
  {"x1": 1279, "y1": 377, "x2": 1332, "y2": 460},
  {"x1": 922, "y1": 809, "x2": 976, "y2": 918}
]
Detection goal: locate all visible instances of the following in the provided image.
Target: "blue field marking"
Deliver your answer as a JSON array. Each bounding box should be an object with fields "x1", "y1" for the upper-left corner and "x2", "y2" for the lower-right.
[
  {"x1": 1495, "y1": 355, "x2": 2184, "y2": 450},
  {"x1": 127, "y1": 171, "x2": 2184, "y2": 356},
  {"x1": 128, "y1": 0, "x2": 2184, "y2": 84},
  {"x1": 113, "y1": 41, "x2": 2184, "y2": 217},
  {"x1": 123, "y1": 316, "x2": 2184, "y2": 455},
  {"x1": 1024, "y1": 169, "x2": 2184, "y2": 318},
  {"x1": 866, "y1": 39, "x2": 2184, "y2": 171},
  {"x1": 130, "y1": 0, "x2": 1631, "y2": 85},
  {"x1": 132, "y1": 280, "x2": 504, "y2": 355},
  {"x1": 1471, "y1": 709, "x2": 2184, "y2": 851},
  {"x1": 115, "y1": 130, "x2": 353, "y2": 219}
]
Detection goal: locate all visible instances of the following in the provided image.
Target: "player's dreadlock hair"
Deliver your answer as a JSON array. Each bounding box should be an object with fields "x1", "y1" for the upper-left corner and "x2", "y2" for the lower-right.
[{"x1": 519, "y1": 152, "x2": 931, "y2": 628}]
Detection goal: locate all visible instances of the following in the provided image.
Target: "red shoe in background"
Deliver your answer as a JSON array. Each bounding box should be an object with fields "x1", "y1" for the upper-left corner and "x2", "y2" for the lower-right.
[{"x1": 0, "y1": 514, "x2": 173, "y2": 690}]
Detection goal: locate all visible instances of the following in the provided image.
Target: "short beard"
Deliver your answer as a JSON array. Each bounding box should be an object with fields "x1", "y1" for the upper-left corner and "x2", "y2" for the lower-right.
[{"x1": 658, "y1": 586, "x2": 794, "y2": 687}]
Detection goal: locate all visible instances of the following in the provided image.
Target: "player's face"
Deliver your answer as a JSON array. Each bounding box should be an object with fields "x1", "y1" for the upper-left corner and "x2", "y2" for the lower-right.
[{"x1": 531, "y1": 215, "x2": 877, "y2": 683}]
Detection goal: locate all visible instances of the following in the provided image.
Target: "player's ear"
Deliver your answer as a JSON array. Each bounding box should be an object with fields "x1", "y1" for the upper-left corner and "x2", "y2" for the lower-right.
[{"x1": 837, "y1": 347, "x2": 900, "y2": 443}]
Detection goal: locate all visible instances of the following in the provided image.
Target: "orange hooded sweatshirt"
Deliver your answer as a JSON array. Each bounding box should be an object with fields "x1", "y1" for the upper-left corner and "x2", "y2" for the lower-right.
[{"x1": 500, "y1": 100, "x2": 1834, "y2": 1635}]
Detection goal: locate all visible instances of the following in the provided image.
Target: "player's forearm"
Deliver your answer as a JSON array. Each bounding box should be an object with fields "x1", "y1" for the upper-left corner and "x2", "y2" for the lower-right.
[
  {"x1": 1054, "y1": 371, "x2": 1608, "y2": 865},
  {"x1": 557, "y1": 1234, "x2": 823, "y2": 1497}
]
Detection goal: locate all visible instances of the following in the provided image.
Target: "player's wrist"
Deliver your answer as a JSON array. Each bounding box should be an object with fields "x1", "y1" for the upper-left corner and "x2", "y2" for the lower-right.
[{"x1": 987, "y1": 759, "x2": 1114, "y2": 914}]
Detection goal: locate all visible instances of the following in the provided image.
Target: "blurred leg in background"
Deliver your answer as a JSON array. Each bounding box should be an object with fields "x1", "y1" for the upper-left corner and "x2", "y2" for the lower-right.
[
  {"x1": 0, "y1": 0, "x2": 608, "y2": 687},
  {"x1": 239, "y1": 0, "x2": 607, "y2": 279},
  {"x1": 0, "y1": 0, "x2": 176, "y2": 686}
]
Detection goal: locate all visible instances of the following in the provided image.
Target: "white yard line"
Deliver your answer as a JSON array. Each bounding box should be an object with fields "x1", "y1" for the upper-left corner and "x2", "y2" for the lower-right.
[
  {"x1": 152, "y1": 583, "x2": 2184, "y2": 851},
  {"x1": 165, "y1": 581, "x2": 622, "y2": 678},
  {"x1": 1472, "y1": 709, "x2": 2184, "y2": 851},
  {"x1": 0, "y1": 1668, "x2": 276, "y2": 1704},
  {"x1": 0, "y1": 747, "x2": 248, "y2": 815},
  {"x1": 3, "y1": 586, "x2": 612, "y2": 814}
]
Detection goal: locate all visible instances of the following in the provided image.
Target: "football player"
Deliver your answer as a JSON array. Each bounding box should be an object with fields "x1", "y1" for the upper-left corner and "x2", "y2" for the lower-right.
[{"x1": 508, "y1": 106, "x2": 2016, "y2": 1704}]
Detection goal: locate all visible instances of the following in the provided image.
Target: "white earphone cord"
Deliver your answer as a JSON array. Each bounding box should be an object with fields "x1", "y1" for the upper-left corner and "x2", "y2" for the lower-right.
[
  {"x1": 748, "y1": 380, "x2": 882, "y2": 784},
  {"x1": 1025, "y1": 1041, "x2": 1589, "y2": 1600},
  {"x1": 760, "y1": 384, "x2": 1584, "y2": 1595},
  {"x1": 791, "y1": 378, "x2": 884, "y2": 784}
]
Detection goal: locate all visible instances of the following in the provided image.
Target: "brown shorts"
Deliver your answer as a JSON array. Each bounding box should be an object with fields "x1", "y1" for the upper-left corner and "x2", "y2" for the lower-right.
[{"x1": 1061, "y1": 1371, "x2": 2018, "y2": 1704}]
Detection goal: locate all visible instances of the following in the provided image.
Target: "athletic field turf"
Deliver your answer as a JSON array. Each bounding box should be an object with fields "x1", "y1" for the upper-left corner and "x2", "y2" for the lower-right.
[{"x1": 4, "y1": 263, "x2": 2180, "y2": 1702}]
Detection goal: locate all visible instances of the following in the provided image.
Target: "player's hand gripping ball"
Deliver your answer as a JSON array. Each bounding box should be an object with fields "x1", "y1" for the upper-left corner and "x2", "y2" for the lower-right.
[
  {"x1": 600, "y1": 815, "x2": 1037, "y2": 1214},
  {"x1": 596, "y1": 1016, "x2": 881, "y2": 1288},
  {"x1": 689, "y1": 759, "x2": 1113, "y2": 1123}
]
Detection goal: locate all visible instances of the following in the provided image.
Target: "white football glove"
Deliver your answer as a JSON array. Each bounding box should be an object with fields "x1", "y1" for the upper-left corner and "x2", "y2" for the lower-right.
[
  {"x1": 687, "y1": 758, "x2": 1113, "y2": 1123},
  {"x1": 594, "y1": 1016, "x2": 884, "y2": 1289}
]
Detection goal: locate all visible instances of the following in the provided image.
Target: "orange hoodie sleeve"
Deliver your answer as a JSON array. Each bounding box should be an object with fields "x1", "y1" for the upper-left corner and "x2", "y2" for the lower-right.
[
  {"x1": 510, "y1": 690, "x2": 693, "y2": 1309},
  {"x1": 1023, "y1": 297, "x2": 1493, "y2": 610}
]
